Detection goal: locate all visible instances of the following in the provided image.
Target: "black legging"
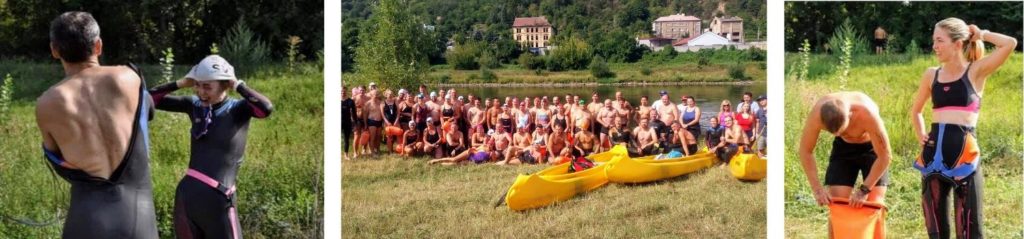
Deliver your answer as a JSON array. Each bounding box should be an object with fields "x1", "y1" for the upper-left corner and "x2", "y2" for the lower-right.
[
  {"x1": 922, "y1": 172, "x2": 983, "y2": 238},
  {"x1": 342, "y1": 124, "x2": 352, "y2": 153}
]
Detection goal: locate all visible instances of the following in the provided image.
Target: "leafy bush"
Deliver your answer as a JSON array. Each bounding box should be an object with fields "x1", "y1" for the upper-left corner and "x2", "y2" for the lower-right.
[
  {"x1": 729, "y1": 63, "x2": 747, "y2": 81},
  {"x1": 220, "y1": 21, "x2": 271, "y2": 77},
  {"x1": 445, "y1": 42, "x2": 483, "y2": 70},
  {"x1": 747, "y1": 48, "x2": 766, "y2": 61},
  {"x1": 518, "y1": 53, "x2": 545, "y2": 70},
  {"x1": 589, "y1": 56, "x2": 615, "y2": 79},
  {"x1": 827, "y1": 18, "x2": 868, "y2": 57},
  {"x1": 477, "y1": 50, "x2": 500, "y2": 69},
  {"x1": 640, "y1": 66, "x2": 652, "y2": 76},
  {"x1": 480, "y1": 67, "x2": 497, "y2": 82}
]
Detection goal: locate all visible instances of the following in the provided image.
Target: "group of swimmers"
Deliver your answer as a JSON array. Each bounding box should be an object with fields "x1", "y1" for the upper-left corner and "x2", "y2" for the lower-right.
[
  {"x1": 342, "y1": 85, "x2": 768, "y2": 166},
  {"x1": 36, "y1": 12, "x2": 273, "y2": 238}
]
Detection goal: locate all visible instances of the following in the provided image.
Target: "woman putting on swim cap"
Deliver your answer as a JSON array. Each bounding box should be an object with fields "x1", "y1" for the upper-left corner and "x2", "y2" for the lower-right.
[
  {"x1": 149, "y1": 55, "x2": 274, "y2": 239},
  {"x1": 909, "y1": 18, "x2": 1016, "y2": 238}
]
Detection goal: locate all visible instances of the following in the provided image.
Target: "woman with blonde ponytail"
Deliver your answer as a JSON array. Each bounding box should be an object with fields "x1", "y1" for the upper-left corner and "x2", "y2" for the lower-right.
[{"x1": 908, "y1": 17, "x2": 1017, "y2": 238}]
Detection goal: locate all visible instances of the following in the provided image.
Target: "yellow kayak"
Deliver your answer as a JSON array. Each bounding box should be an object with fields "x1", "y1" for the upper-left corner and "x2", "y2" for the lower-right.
[
  {"x1": 505, "y1": 163, "x2": 609, "y2": 211},
  {"x1": 729, "y1": 152, "x2": 767, "y2": 181},
  {"x1": 587, "y1": 144, "x2": 629, "y2": 162},
  {"x1": 604, "y1": 152, "x2": 715, "y2": 183}
]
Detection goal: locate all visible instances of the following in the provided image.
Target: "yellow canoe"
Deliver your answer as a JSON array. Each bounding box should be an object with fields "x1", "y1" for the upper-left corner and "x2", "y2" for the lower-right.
[
  {"x1": 604, "y1": 152, "x2": 715, "y2": 183},
  {"x1": 587, "y1": 144, "x2": 629, "y2": 162},
  {"x1": 729, "y1": 152, "x2": 767, "y2": 181},
  {"x1": 505, "y1": 163, "x2": 609, "y2": 211}
]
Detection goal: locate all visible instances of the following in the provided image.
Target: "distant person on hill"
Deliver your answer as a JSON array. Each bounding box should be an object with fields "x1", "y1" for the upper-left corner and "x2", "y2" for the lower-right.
[
  {"x1": 873, "y1": 26, "x2": 888, "y2": 54},
  {"x1": 909, "y1": 18, "x2": 1016, "y2": 238}
]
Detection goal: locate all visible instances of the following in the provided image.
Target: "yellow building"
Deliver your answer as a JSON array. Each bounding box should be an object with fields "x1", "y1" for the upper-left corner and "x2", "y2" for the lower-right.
[
  {"x1": 711, "y1": 16, "x2": 744, "y2": 43},
  {"x1": 652, "y1": 14, "x2": 701, "y2": 39},
  {"x1": 512, "y1": 16, "x2": 553, "y2": 49}
]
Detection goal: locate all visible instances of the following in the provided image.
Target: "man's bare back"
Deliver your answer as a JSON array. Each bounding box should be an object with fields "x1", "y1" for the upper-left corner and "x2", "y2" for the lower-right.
[{"x1": 37, "y1": 65, "x2": 142, "y2": 179}]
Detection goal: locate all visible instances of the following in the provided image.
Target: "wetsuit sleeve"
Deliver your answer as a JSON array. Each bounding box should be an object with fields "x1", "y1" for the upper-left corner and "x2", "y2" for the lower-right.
[
  {"x1": 148, "y1": 81, "x2": 192, "y2": 113},
  {"x1": 235, "y1": 83, "x2": 273, "y2": 119}
]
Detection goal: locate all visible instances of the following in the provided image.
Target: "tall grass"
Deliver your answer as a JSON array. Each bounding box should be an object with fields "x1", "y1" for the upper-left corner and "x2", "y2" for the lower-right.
[
  {"x1": 784, "y1": 53, "x2": 1023, "y2": 238},
  {"x1": 0, "y1": 62, "x2": 323, "y2": 238},
  {"x1": 343, "y1": 155, "x2": 766, "y2": 238}
]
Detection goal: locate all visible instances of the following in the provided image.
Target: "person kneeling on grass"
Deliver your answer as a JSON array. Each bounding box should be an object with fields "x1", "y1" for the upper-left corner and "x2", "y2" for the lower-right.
[
  {"x1": 149, "y1": 55, "x2": 273, "y2": 239},
  {"x1": 398, "y1": 121, "x2": 421, "y2": 157},
  {"x1": 631, "y1": 119, "x2": 658, "y2": 157},
  {"x1": 720, "y1": 115, "x2": 750, "y2": 165},
  {"x1": 797, "y1": 92, "x2": 891, "y2": 234},
  {"x1": 422, "y1": 117, "x2": 443, "y2": 158}
]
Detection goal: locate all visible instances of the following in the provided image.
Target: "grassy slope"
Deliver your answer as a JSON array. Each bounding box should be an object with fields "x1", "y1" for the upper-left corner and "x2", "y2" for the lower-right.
[
  {"x1": 0, "y1": 63, "x2": 323, "y2": 238},
  {"x1": 342, "y1": 155, "x2": 766, "y2": 238},
  {"x1": 783, "y1": 53, "x2": 1023, "y2": 238}
]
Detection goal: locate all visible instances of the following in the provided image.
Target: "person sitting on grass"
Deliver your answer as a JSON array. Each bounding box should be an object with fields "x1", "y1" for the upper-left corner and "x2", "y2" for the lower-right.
[
  {"x1": 607, "y1": 116, "x2": 631, "y2": 149},
  {"x1": 573, "y1": 121, "x2": 598, "y2": 158},
  {"x1": 632, "y1": 118, "x2": 658, "y2": 156},
  {"x1": 492, "y1": 125, "x2": 512, "y2": 162},
  {"x1": 443, "y1": 120, "x2": 466, "y2": 157},
  {"x1": 547, "y1": 122, "x2": 570, "y2": 164},
  {"x1": 399, "y1": 121, "x2": 421, "y2": 157},
  {"x1": 721, "y1": 115, "x2": 750, "y2": 165},
  {"x1": 428, "y1": 138, "x2": 497, "y2": 166},
  {"x1": 671, "y1": 121, "x2": 698, "y2": 156},
  {"x1": 422, "y1": 117, "x2": 443, "y2": 158},
  {"x1": 531, "y1": 125, "x2": 550, "y2": 163},
  {"x1": 499, "y1": 125, "x2": 534, "y2": 164},
  {"x1": 662, "y1": 122, "x2": 684, "y2": 154},
  {"x1": 797, "y1": 92, "x2": 890, "y2": 214},
  {"x1": 705, "y1": 116, "x2": 728, "y2": 162}
]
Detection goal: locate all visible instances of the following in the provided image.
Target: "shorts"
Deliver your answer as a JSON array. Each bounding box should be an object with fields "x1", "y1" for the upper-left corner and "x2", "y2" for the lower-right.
[
  {"x1": 470, "y1": 151, "x2": 490, "y2": 164},
  {"x1": 873, "y1": 38, "x2": 888, "y2": 48},
  {"x1": 519, "y1": 152, "x2": 537, "y2": 164},
  {"x1": 824, "y1": 138, "x2": 890, "y2": 187},
  {"x1": 367, "y1": 119, "x2": 383, "y2": 127}
]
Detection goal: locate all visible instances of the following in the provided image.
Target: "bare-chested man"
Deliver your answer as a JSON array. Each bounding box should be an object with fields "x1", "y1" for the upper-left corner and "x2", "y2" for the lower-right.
[
  {"x1": 632, "y1": 119, "x2": 658, "y2": 156},
  {"x1": 637, "y1": 96, "x2": 652, "y2": 127},
  {"x1": 612, "y1": 91, "x2": 633, "y2": 127},
  {"x1": 36, "y1": 11, "x2": 157, "y2": 238},
  {"x1": 487, "y1": 98, "x2": 501, "y2": 132},
  {"x1": 364, "y1": 90, "x2": 384, "y2": 154},
  {"x1": 799, "y1": 92, "x2": 891, "y2": 209},
  {"x1": 655, "y1": 92, "x2": 679, "y2": 141},
  {"x1": 573, "y1": 122, "x2": 597, "y2": 157},
  {"x1": 468, "y1": 98, "x2": 485, "y2": 136},
  {"x1": 547, "y1": 123, "x2": 570, "y2": 163},
  {"x1": 497, "y1": 125, "x2": 534, "y2": 165},
  {"x1": 596, "y1": 99, "x2": 617, "y2": 152}
]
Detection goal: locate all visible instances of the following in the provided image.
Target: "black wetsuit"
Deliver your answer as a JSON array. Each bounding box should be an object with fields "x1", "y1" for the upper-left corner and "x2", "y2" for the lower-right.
[
  {"x1": 342, "y1": 98, "x2": 356, "y2": 153},
  {"x1": 43, "y1": 64, "x2": 158, "y2": 239},
  {"x1": 705, "y1": 126, "x2": 726, "y2": 161},
  {"x1": 150, "y1": 81, "x2": 273, "y2": 239},
  {"x1": 915, "y1": 64, "x2": 983, "y2": 238}
]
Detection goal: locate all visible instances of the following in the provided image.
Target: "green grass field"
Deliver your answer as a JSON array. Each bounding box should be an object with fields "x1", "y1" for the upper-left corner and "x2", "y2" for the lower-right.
[
  {"x1": 784, "y1": 53, "x2": 1023, "y2": 238},
  {"x1": 0, "y1": 62, "x2": 323, "y2": 238},
  {"x1": 342, "y1": 155, "x2": 766, "y2": 238}
]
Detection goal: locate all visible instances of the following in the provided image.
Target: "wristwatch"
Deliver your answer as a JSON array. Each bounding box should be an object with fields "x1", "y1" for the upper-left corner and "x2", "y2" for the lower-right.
[{"x1": 858, "y1": 184, "x2": 872, "y2": 194}]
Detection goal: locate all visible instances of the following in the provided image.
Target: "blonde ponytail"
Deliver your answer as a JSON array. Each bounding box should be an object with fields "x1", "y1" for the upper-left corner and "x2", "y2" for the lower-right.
[
  {"x1": 936, "y1": 17, "x2": 985, "y2": 62},
  {"x1": 966, "y1": 38, "x2": 985, "y2": 62}
]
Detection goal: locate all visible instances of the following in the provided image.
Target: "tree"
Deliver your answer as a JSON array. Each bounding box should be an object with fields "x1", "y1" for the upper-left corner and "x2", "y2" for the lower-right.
[
  {"x1": 354, "y1": 0, "x2": 429, "y2": 90},
  {"x1": 548, "y1": 36, "x2": 592, "y2": 71}
]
